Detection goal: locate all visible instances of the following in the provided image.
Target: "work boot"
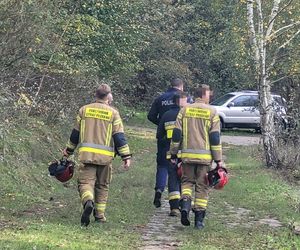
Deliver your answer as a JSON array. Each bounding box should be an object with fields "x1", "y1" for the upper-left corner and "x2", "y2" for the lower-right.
[
  {"x1": 169, "y1": 199, "x2": 180, "y2": 216},
  {"x1": 153, "y1": 191, "x2": 162, "y2": 208},
  {"x1": 81, "y1": 200, "x2": 94, "y2": 227},
  {"x1": 169, "y1": 209, "x2": 180, "y2": 217},
  {"x1": 180, "y1": 198, "x2": 191, "y2": 226},
  {"x1": 194, "y1": 210, "x2": 206, "y2": 230},
  {"x1": 95, "y1": 214, "x2": 107, "y2": 223}
]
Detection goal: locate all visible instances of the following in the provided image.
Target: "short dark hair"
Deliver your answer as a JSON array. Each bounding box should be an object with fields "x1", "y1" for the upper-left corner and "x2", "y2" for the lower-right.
[
  {"x1": 173, "y1": 91, "x2": 188, "y2": 105},
  {"x1": 96, "y1": 84, "x2": 111, "y2": 99},
  {"x1": 171, "y1": 78, "x2": 184, "y2": 88},
  {"x1": 193, "y1": 84, "x2": 210, "y2": 98}
]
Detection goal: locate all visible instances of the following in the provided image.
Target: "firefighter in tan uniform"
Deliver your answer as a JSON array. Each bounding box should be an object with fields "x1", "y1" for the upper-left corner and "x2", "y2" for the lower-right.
[
  {"x1": 170, "y1": 84, "x2": 222, "y2": 229},
  {"x1": 63, "y1": 84, "x2": 131, "y2": 226}
]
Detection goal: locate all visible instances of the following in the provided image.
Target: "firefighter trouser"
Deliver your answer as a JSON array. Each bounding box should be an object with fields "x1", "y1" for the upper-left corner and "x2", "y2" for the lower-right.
[
  {"x1": 181, "y1": 163, "x2": 210, "y2": 211},
  {"x1": 78, "y1": 163, "x2": 112, "y2": 218},
  {"x1": 168, "y1": 162, "x2": 181, "y2": 210}
]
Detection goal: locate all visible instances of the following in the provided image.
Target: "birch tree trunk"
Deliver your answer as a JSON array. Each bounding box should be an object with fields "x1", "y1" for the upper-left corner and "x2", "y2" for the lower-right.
[{"x1": 247, "y1": 0, "x2": 279, "y2": 167}]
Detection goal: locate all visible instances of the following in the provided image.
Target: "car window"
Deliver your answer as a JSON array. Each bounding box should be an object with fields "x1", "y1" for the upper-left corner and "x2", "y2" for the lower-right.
[
  {"x1": 210, "y1": 94, "x2": 235, "y2": 106},
  {"x1": 232, "y1": 95, "x2": 257, "y2": 107}
]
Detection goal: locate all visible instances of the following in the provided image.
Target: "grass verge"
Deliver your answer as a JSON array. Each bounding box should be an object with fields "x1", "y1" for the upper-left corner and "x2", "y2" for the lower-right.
[
  {"x1": 178, "y1": 145, "x2": 300, "y2": 249},
  {"x1": 0, "y1": 122, "x2": 156, "y2": 249}
]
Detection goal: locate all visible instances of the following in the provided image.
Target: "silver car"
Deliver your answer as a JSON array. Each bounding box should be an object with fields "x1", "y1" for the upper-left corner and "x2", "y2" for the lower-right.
[{"x1": 210, "y1": 91, "x2": 286, "y2": 130}]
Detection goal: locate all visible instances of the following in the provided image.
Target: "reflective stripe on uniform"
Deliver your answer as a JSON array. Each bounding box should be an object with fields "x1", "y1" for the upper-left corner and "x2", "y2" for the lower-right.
[
  {"x1": 80, "y1": 120, "x2": 85, "y2": 142},
  {"x1": 79, "y1": 143, "x2": 114, "y2": 157},
  {"x1": 66, "y1": 140, "x2": 76, "y2": 150},
  {"x1": 181, "y1": 149, "x2": 212, "y2": 160},
  {"x1": 211, "y1": 145, "x2": 222, "y2": 151},
  {"x1": 182, "y1": 188, "x2": 192, "y2": 196},
  {"x1": 167, "y1": 129, "x2": 173, "y2": 139},
  {"x1": 95, "y1": 202, "x2": 107, "y2": 212},
  {"x1": 113, "y1": 119, "x2": 122, "y2": 126},
  {"x1": 205, "y1": 120, "x2": 211, "y2": 150},
  {"x1": 166, "y1": 150, "x2": 182, "y2": 159},
  {"x1": 168, "y1": 191, "x2": 180, "y2": 201},
  {"x1": 183, "y1": 118, "x2": 188, "y2": 149},
  {"x1": 105, "y1": 123, "x2": 112, "y2": 146},
  {"x1": 212, "y1": 115, "x2": 220, "y2": 122},
  {"x1": 181, "y1": 149, "x2": 211, "y2": 154},
  {"x1": 118, "y1": 145, "x2": 130, "y2": 155},
  {"x1": 81, "y1": 191, "x2": 94, "y2": 201},
  {"x1": 76, "y1": 115, "x2": 81, "y2": 123},
  {"x1": 195, "y1": 198, "x2": 208, "y2": 208},
  {"x1": 181, "y1": 153, "x2": 212, "y2": 160}
]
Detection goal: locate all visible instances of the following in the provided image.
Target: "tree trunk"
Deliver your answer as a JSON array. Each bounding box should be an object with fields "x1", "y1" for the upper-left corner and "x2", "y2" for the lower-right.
[
  {"x1": 249, "y1": 0, "x2": 279, "y2": 167},
  {"x1": 259, "y1": 77, "x2": 278, "y2": 167}
]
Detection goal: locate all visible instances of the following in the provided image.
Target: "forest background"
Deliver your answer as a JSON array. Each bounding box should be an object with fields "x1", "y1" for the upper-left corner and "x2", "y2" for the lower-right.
[{"x1": 0, "y1": 0, "x2": 299, "y2": 170}]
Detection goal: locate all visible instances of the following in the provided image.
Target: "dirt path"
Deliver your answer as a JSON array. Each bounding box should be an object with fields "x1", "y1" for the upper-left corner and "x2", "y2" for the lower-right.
[
  {"x1": 131, "y1": 125, "x2": 261, "y2": 249},
  {"x1": 126, "y1": 125, "x2": 260, "y2": 146},
  {"x1": 140, "y1": 198, "x2": 182, "y2": 250},
  {"x1": 222, "y1": 135, "x2": 260, "y2": 146}
]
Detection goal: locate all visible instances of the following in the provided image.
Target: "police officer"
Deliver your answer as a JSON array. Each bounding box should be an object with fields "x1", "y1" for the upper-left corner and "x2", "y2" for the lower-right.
[
  {"x1": 147, "y1": 78, "x2": 184, "y2": 207},
  {"x1": 63, "y1": 84, "x2": 131, "y2": 226},
  {"x1": 157, "y1": 91, "x2": 188, "y2": 216},
  {"x1": 170, "y1": 84, "x2": 222, "y2": 229}
]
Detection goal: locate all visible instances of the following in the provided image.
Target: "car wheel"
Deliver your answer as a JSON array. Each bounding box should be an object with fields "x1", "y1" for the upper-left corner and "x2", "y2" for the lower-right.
[{"x1": 220, "y1": 119, "x2": 225, "y2": 131}]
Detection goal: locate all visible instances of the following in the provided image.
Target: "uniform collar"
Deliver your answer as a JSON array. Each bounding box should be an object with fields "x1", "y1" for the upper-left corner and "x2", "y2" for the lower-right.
[
  {"x1": 168, "y1": 87, "x2": 180, "y2": 92},
  {"x1": 96, "y1": 99, "x2": 108, "y2": 104},
  {"x1": 195, "y1": 98, "x2": 206, "y2": 104}
]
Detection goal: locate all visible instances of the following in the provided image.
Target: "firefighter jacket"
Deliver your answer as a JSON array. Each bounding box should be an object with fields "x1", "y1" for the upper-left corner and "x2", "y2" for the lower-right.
[
  {"x1": 156, "y1": 106, "x2": 180, "y2": 165},
  {"x1": 65, "y1": 100, "x2": 131, "y2": 165},
  {"x1": 148, "y1": 87, "x2": 180, "y2": 126},
  {"x1": 170, "y1": 98, "x2": 222, "y2": 165}
]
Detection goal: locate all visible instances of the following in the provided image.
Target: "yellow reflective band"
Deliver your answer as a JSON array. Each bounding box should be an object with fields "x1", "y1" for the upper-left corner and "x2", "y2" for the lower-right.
[
  {"x1": 85, "y1": 108, "x2": 112, "y2": 121},
  {"x1": 66, "y1": 140, "x2": 76, "y2": 150},
  {"x1": 213, "y1": 115, "x2": 220, "y2": 122},
  {"x1": 186, "y1": 108, "x2": 211, "y2": 119},
  {"x1": 195, "y1": 202, "x2": 208, "y2": 208},
  {"x1": 181, "y1": 153, "x2": 212, "y2": 160},
  {"x1": 211, "y1": 145, "x2": 222, "y2": 151},
  {"x1": 182, "y1": 188, "x2": 192, "y2": 196},
  {"x1": 205, "y1": 120, "x2": 209, "y2": 150},
  {"x1": 165, "y1": 124, "x2": 175, "y2": 130},
  {"x1": 168, "y1": 194, "x2": 181, "y2": 200},
  {"x1": 95, "y1": 203, "x2": 107, "y2": 212},
  {"x1": 167, "y1": 129, "x2": 173, "y2": 139},
  {"x1": 113, "y1": 119, "x2": 122, "y2": 126},
  {"x1": 195, "y1": 199, "x2": 208, "y2": 204},
  {"x1": 177, "y1": 113, "x2": 183, "y2": 120},
  {"x1": 80, "y1": 120, "x2": 85, "y2": 142},
  {"x1": 105, "y1": 124, "x2": 112, "y2": 146},
  {"x1": 118, "y1": 145, "x2": 130, "y2": 155},
  {"x1": 81, "y1": 191, "x2": 94, "y2": 201},
  {"x1": 79, "y1": 147, "x2": 114, "y2": 157},
  {"x1": 183, "y1": 118, "x2": 188, "y2": 149},
  {"x1": 76, "y1": 115, "x2": 81, "y2": 123}
]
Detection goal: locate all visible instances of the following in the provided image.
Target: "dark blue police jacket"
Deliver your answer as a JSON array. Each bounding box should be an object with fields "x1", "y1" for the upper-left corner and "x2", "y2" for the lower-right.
[
  {"x1": 156, "y1": 106, "x2": 180, "y2": 165},
  {"x1": 147, "y1": 87, "x2": 179, "y2": 126}
]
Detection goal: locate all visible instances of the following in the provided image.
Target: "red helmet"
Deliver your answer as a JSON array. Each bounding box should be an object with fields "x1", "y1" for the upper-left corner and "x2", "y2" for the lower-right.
[
  {"x1": 48, "y1": 159, "x2": 75, "y2": 183},
  {"x1": 206, "y1": 167, "x2": 228, "y2": 189}
]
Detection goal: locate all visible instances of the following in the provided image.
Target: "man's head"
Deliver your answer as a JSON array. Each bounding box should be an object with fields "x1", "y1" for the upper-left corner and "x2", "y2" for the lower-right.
[
  {"x1": 96, "y1": 84, "x2": 111, "y2": 102},
  {"x1": 173, "y1": 91, "x2": 188, "y2": 108},
  {"x1": 194, "y1": 84, "x2": 211, "y2": 104},
  {"x1": 171, "y1": 78, "x2": 184, "y2": 91}
]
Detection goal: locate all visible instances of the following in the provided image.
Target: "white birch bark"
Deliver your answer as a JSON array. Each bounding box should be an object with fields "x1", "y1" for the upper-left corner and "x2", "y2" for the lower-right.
[{"x1": 247, "y1": 0, "x2": 279, "y2": 167}]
